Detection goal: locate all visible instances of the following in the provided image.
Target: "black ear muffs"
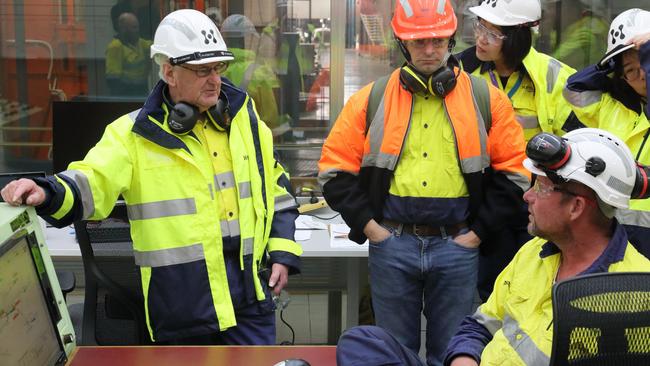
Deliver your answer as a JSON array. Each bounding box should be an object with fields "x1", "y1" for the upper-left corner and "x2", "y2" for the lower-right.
[
  {"x1": 632, "y1": 164, "x2": 650, "y2": 199},
  {"x1": 163, "y1": 88, "x2": 231, "y2": 134},
  {"x1": 206, "y1": 93, "x2": 232, "y2": 131},
  {"x1": 399, "y1": 64, "x2": 458, "y2": 97}
]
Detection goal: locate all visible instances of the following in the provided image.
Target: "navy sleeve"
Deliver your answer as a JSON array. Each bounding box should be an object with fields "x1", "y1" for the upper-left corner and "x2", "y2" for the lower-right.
[{"x1": 443, "y1": 316, "x2": 493, "y2": 366}]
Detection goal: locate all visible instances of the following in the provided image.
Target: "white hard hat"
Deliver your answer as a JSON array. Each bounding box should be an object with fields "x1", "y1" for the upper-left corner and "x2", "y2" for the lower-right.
[
  {"x1": 469, "y1": 0, "x2": 541, "y2": 26},
  {"x1": 221, "y1": 14, "x2": 258, "y2": 38},
  {"x1": 524, "y1": 128, "x2": 637, "y2": 211},
  {"x1": 600, "y1": 8, "x2": 650, "y2": 66},
  {"x1": 151, "y1": 9, "x2": 234, "y2": 65}
]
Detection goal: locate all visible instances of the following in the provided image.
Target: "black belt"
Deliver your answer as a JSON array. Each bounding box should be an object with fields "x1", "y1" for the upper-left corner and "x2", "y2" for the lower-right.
[{"x1": 382, "y1": 219, "x2": 467, "y2": 237}]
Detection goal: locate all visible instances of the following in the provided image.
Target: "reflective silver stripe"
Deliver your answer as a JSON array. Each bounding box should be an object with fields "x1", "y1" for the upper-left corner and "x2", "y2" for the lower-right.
[
  {"x1": 616, "y1": 208, "x2": 650, "y2": 228},
  {"x1": 239, "y1": 181, "x2": 252, "y2": 199},
  {"x1": 562, "y1": 87, "x2": 602, "y2": 108},
  {"x1": 506, "y1": 172, "x2": 532, "y2": 192},
  {"x1": 368, "y1": 95, "x2": 386, "y2": 161},
  {"x1": 516, "y1": 115, "x2": 540, "y2": 129},
  {"x1": 472, "y1": 309, "x2": 503, "y2": 335},
  {"x1": 468, "y1": 91, "x2": 490, "y2": 172},
  {"x1": 399, "y1": 0, "x2": 413, "y2": 17},
  {"x1": 361, "y1": 152, "x2": 399, "y2": 170},
  {"x1": 546, "y1": 58, "x2": 562, "y2": 93},
  {"x1": 220, "y1": 219, "x2": 241, "y2": 237},
  {"x1": 208, "y1": 183, "x2": 214, "y2": 200},
  {"x1": 242, "y1": 237, "x2": 254, "y2": 256},
  {"x1": 240, "y1": 63, "x2": 259, "y2": 90},
  {"x1": 436, "y1": 0, "x2": 447, "y2": 14},
  {"x1": 127, "y1": 198, "x2": 196, "y2": 220},
  {"x1": 59, "y1": 170, "x2": 95, "y2": 219},
  {"x1": 502, "y1": 316, "x2": 550, "y2": 366},
  {"x1": 318, "y1": 168, "x2": 340, "y2": 187},
  {"x1": 134, "y1": 243, "x2": 204, "y2": 267},
  {"x1": 275, "y1": 193, "x2": 298, "y2": 211},
  {"x1": 214, "y1": 172, "x2": 236, "y2": 191},
  {"x1": 460, "y1": 155, "x2": 487, "y2": 173},
  {"x1": 128, "y1": 108, "x2": 141, "y2": 121}
]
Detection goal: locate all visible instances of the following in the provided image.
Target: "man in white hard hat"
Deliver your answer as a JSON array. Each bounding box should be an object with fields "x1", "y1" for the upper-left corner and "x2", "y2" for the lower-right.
[
  {"x1": 1, "y1": 9, "x2": 302, "y2": 345},
  {"x1": 443, "y1": 128, "x2": 650, "y2": 365}
]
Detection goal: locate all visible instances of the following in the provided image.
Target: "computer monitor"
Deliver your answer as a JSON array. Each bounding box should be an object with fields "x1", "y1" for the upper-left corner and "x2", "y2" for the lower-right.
[
  {"x1": 52, "y1": 101, "x2": 143, "y2": 173},
  {"x1": 0, "y1": 204, "x2": 76, "y2": 365}
]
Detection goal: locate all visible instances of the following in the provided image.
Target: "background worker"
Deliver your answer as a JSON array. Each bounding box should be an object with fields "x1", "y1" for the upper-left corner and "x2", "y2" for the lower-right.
[
  {"x1": 105, "y1": 12, "x2": 152, "y2": 96},
  {"x1": 319, "y1": 1, "x2": 530, "y2": 364},
  {"x1": 563, "y1": 8, "x2": 650, "y2": 258},
  {"x1": 1, "y1": 9, "x2": 302, "y2": 345},
  {"x1": 444, "y1": 128, "x2": 650, "y2": 366},
  {"x1": 456, "y1": 0, "x2": 580, "y2": 301}
]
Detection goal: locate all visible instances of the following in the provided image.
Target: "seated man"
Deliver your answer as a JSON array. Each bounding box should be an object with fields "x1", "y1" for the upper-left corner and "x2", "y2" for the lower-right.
[
  {"x1": 337, "y1": 128, "x2": 650, "y2": 366},
  {"x1": 444, "y1": 128, "x2": 650, "y2": 365}
]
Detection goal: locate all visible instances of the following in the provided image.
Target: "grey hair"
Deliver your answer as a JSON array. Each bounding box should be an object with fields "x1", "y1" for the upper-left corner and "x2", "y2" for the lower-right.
[{"x1": 153, "y1": 54, "x2": 170, "y2": 82}]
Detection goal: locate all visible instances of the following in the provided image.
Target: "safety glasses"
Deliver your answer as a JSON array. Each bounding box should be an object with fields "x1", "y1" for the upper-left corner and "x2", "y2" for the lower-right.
[
  {"x1": 178, "y1": 62, "x2": 229, "y2": 77},
  {"x1": 473, "y1": 21, "x2": 507, "y2": 45}
]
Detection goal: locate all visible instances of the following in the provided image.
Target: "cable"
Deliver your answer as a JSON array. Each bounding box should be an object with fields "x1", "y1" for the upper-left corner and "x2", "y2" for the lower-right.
[
  {"x1": 279, "y1": 308, "x2": 295, "y2": 345},
  {"x1": 303, "y1": 212, "x2": 341, "y2": 221}
]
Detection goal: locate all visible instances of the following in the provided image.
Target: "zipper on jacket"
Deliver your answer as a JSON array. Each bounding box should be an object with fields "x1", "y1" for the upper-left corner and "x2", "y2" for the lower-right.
[{"x1": 636, "y1": 128, "x2": 650, "y2": 161}]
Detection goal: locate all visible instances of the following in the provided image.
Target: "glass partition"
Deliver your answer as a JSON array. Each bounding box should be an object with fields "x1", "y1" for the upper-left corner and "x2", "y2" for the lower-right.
[{"x1": 1, "y1": 0, "x2": 648, "y2": 181}]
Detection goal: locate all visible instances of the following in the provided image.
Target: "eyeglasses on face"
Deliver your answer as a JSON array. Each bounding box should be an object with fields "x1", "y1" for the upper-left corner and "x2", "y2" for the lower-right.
[
  {"x1": 531, "y1": 179, "x2": 578, "y2": 199},
  {"x1": 178, "y1": 62, "x2": 229, "y2": 77},
  {"x1": 623, "y1": 66, "x2": 642, "y2": 82},
  {"x1": 406, "y1": 38, "x2": 449, "y2": 49},
  {"x1": 473, "y1": 21, "x2": 507, "y2": 45}
]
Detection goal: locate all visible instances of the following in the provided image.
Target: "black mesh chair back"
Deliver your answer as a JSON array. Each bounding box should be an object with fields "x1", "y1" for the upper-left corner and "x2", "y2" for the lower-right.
[
  {"x1": 74, "y1": 214, "x2": 151, "y2": 345},
  {"x1": 550, "y1": 272, "x2": 650, "y2": 366}
]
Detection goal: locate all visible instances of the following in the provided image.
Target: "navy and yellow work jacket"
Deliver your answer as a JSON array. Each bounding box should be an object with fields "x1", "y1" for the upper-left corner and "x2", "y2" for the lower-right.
[
  {"x1": 35, "y1": 79, "x2": 302, "y2": 341},
  {"x1": 444, "y1": 222, "x2": 650, "y2": 365}
]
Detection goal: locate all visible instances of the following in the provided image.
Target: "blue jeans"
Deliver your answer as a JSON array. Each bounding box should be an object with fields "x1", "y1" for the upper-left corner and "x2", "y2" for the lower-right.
[{"x1": 368, "y1": 227, "x2": 479, "y2": 366}]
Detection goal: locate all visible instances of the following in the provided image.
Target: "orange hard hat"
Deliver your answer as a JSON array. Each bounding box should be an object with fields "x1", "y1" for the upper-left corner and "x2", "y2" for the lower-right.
[{"x1": 391, "y1": 0, "x2": 457, "y2": 40}]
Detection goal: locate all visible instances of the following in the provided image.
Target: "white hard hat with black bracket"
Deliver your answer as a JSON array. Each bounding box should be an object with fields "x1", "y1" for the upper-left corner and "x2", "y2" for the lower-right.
[
  {"x1": 599, "y1": 8, "x2": 650, "y2": 67},
  {"x1": 524, "y1": 128, "x2": 650, "y2": 218},
  {"x1": 151, "y1": 9, "x2": 234, "y2": 134}
]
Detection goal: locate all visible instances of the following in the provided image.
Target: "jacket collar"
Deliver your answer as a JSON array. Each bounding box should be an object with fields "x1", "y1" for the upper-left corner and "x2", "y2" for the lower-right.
[
  {"x1": 130, "y1": 78, "x2": 248, "y2": 153},
  {"x1": 539, "y1": 220, "x2": 629, "y2": 275}
]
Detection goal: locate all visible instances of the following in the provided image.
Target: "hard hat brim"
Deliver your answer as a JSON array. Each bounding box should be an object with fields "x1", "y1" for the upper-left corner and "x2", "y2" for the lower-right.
[
  {"x1": 469, "y1": 5, "x2": 512, "y2": 26},
  {"x1": 186, "y1": 55, "x2": 235, "y2": 65},
  {"x1": 600, "y1": 43, "x2": 635, "y2": 66},
  {"x1": 523, "y1": 158, "x2": 546, "y2": 176}
]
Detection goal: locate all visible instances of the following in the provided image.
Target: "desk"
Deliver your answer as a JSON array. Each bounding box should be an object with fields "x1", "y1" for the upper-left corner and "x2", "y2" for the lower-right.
[
  {"x1": 44, "y1": 202, "x2": 368, "y2": 344},
  {"x1": 68, "y1": 345, "x2": 336, "y2": 366}
]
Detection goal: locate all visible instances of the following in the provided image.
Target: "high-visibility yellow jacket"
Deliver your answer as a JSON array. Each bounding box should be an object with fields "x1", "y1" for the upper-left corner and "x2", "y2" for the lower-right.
[
  {"x1": 458, "y1": 46, "x2": 578, "y2": 141},
  {"x1": 444, "y1": 223, "x2": 650, "y2": 365},
  {"x1": 36, "y1": 80, "x2": 302, "y2": 341}
]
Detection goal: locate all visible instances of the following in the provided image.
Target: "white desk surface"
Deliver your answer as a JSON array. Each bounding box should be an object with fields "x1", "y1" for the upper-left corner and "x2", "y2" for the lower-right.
[{"x1": 44, "y1": 203, "x2": 368, "y2": 258}]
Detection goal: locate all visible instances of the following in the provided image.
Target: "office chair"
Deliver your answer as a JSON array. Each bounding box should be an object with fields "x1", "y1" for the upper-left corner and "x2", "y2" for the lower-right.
[
  {"x1": 550, "y1": 272, "x2": 650, "y2": 366},
  {"x1": 73, "y1": 218, "x2": 151, "y2": 345}
]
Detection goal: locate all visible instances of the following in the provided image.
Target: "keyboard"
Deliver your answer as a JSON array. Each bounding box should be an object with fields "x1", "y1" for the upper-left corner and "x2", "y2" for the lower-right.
[{"x1": 86, "y1": 220, "x2": 132, "y2": 243}]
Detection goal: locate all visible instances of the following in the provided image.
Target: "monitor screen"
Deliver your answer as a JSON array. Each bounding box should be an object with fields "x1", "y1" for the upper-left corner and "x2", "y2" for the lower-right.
[
  {"x1": 52, "y1": 101, "x2": 143, "y2": 173},
  {"x1": 0, "y1": 233, "x2": 66, "y2": 365}
]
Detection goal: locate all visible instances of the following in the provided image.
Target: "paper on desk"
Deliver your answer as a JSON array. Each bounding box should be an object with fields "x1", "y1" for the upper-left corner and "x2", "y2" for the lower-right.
[
  {"x1": 329, "y1": 223, "x2": 369, "y2": 248},
  {"x1": 295, "y1": 230, "x2": 312, "y2": 241},
  {"x1": 295, "y1": 215, "x2": 327, "y2": 230}
]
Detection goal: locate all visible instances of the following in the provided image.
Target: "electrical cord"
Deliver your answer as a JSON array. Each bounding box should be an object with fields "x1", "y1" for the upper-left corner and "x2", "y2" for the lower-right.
[
  {"x1": 279, "y1": 308, "x2": 295, "y2": 345},
  {"x1": 302, "y1": 212, "x2": 341, "y2": 221}
]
